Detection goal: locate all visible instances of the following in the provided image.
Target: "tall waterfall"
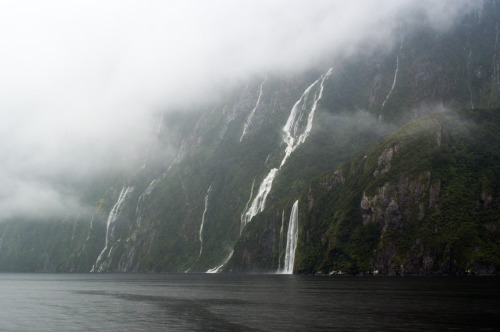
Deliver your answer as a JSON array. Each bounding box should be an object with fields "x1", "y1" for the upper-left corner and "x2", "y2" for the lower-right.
[
  {"x1": 240, "y1": 77, "x2": 267, "y2": 141},
  {"x1": 91, "y1": 186, "x2": 134, "y2": 272},
  {"x1": 240, "y1": 68, "x2": 332, "y2": 232},
  {"x1": 240, "y1": 179, "x2": 256, "y2": 234},
  {"x1": 282, "y1": 200, "x2": 299, "y2": 274},
  {"x1": 278, "y1": 210, "x2": 284, "y2": 271},
  {"x1": 379, "y1": 36, "x2": 404, "y2": 123},
  {"x1": 78, "y1": 217, "x2": 93, "y2": 258},
  {"x1": 198, "y1": 185, "x2": 212, "y2": 257}
]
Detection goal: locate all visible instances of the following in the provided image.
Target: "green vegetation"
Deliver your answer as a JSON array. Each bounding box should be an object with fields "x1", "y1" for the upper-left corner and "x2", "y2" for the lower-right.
[
  {"x1": 1, "y1": 5, "x2": 500, "y2": 274},
  {"x1": 292, "y1": 108, "x2": 500, "y2": 275}
]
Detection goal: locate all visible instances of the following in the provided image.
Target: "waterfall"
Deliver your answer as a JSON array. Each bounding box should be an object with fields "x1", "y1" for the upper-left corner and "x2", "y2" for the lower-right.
[
  {"x1": 379, "y1": 36, "x2": 404, "y2": 123},
  {"x1": 240, "y1": 77, "x2": 267, "y2": 141},
  {"x1": 240, "y1": 68, "x2": 332, "y2": 231},
  {"x1": 70, "y1": 214, "x2": 79, "y2": 242},
  {"x1": 280, "y1": 68, "x2": 332, "y2": 167},
  {"x1": 198, "y1": 185, "x2": 212, "y2": 257},
  {"x1": 240, "y1": 179, "x2": 256, "y2": 234},
  {"x1": 282, "y1": 200, "x2": 299, "y2": 274},
  {"x1": 278, "y1": 210, "x2": 284, "y2": 271},
  {"x1": 206, "y1": 250, "x2": 234, "y2": 273},
  {"x1": 79, "y1": 217, "x2": 93, "y2": 257},
  {"x1": 240, "y1": 168, "x2": 278, "y2": 231},
  {"x1": 91, "y1": 186, "x2": 134, "y2": 272}
]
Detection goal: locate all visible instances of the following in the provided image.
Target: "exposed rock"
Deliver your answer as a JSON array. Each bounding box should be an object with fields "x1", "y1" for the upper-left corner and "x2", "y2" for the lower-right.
[
  {"x1": 361, "y1": 172, "x2": 432, "y2": 227},
  {"x1": 372, "y1": 243, "x2": 397, "y2": 275},
  {"x1": 360, "y1": 193, "x2": 374, "y2": 225},
  {"x1": 373, "y1": 147, "x2": 394, "y2": 178},
  {"x1": 384, "y1": 199, "x2": 402, "y2": 230},
  {"x1": 321, "y1": 170, "x2": 344, "y2": 190}
]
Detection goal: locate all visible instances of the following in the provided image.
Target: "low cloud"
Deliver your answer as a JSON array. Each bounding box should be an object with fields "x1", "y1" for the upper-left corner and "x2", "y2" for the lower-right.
[{"x1": 0, "y1": 0, "x2": 480, "y2": 220}]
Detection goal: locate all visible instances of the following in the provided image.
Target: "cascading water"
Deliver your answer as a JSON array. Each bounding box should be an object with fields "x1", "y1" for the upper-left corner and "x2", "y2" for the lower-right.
[
  {"x1": 240, "y1": 179, "x2": 255, "y2": 234},
  {"x1": 91, "y1": 186, "x2": 134, "y2": 272},
  {"x1": 70, "y1": 214, "x2": 79, "y2": 242},
  {"x1": 198, "y1": 185, "x2": 212, "y2": 257},
  {"x1": 206, "y1": 250, "x2": 234, "y2": 273},
  {"x1": 278, "y1": 210, "x2": 284, "y2": 271},
  {"x1": 379, "y1": 36, "x2": 404, "y2": 123},
  {"x1": 240, "y1": 77, "x2": 267, "y2": 141},
  {"x1": 240, "y1": 168, "x2": 278, "y2": 231},
  {"x1": 240, "y1": 68, "x2": 332, "y2": 232},
  {"x1": 78, "y1": 217, "x2": 93, "y2": 257},
  {"x1": 282, "y1": 200, "x2": 299, "y2": 274}
]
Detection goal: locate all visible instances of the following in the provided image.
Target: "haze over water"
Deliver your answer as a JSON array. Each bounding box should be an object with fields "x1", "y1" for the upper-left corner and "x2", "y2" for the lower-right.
[{"x1": 1, "y1": 273, "x2": 499, "y2": 331}]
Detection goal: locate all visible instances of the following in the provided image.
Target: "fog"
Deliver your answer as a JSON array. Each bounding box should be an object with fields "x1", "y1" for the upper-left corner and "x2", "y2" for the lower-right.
[{"x1": 0, "y1": 0, "x2": 480, "y2": 220}]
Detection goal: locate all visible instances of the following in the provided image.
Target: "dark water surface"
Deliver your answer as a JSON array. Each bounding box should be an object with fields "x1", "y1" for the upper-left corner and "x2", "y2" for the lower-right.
[{"x1": 0, "y1": 273, "x2": 499, "y2": 331}]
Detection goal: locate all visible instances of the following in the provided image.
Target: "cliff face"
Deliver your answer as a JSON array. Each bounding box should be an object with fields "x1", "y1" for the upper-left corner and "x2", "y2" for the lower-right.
[
  {"x1": 1, "y1": 3, "x2": 500, "y2": 274},
  {"x1": 227, "y1": 109, "x2": 500, "y2": 275},
  {"x1": 299, "y1": 110, "x2": 500, "y2": 275}
]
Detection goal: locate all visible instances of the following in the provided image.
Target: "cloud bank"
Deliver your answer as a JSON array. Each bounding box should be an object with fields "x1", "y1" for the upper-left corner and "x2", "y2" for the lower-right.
[{"x1": 0, "y1": 0, "x2": 480, "y2": 219}]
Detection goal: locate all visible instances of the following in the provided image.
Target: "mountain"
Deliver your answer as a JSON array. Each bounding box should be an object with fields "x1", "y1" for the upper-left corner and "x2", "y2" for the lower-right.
[
  {"x1": 0, "y1": 1, "x2": 499, "y2": 274},
  {"x1": 229, "y1": 108, "x2": 500, "y2": 275}
]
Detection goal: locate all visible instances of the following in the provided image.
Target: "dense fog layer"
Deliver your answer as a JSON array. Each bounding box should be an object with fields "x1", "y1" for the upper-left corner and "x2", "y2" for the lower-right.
[{"x1": 0, "y1": 0, "x2": 480, "y2": 220}]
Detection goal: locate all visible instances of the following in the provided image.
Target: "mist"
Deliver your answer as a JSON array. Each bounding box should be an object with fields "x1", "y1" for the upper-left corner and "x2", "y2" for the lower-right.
[{"x1": 0, "y1": 0, "x2": 480, "y2": 220}]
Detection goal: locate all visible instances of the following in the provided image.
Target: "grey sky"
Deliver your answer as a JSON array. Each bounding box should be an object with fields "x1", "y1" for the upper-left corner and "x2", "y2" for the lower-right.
[{"x1": 0, "y1": 0, "x2": 480, "y2": 220}]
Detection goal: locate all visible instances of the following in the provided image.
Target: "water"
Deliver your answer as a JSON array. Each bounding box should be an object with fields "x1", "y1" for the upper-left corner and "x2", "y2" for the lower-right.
[
  {"x1": 282, "y1": 200, "x2": 298, "y2": 274},
  {"x1": 0, "y1": 274, "x2": 499, "y2": 331},
  {"x1": 240, "y1": 68, "x2": 332, "y2": 230},
  {"x1": 92, "y1": 186, "x2": 134, "y2": 272},
  {"x1": 198, "y1": 185, "x2": 212, "y2": 258},
  {"x1": 240, "y1": 77, "x2": 267, "y2": 142}
]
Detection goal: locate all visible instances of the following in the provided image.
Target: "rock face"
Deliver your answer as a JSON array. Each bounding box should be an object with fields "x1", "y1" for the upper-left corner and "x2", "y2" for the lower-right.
[
  {"x1": 362, "y1": 172, "x2": 433, "y2": 226},
  {"x1": 1, "y1": 3, "x2": 500, "y2": 274},
  {"x1": 290, "y1": 110, "x2": 500, "y2": 275}
]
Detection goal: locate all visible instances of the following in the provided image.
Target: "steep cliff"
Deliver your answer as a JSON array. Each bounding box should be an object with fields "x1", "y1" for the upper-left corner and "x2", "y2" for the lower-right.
[
  {"x1": 228, "y1": 109, "x2": 500, "y2": 275},
  {"x1": 1, "y1": 2, "x2": 500, "y2": 274}
]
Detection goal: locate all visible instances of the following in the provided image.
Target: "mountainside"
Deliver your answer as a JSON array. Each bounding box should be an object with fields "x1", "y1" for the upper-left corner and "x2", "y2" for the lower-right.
[
  {"x1": 228, "y1": 108, "x2": 500, "y2": 275},
  {"x1": 0, "y1": 2, "x2": 499, "y2": 274}
]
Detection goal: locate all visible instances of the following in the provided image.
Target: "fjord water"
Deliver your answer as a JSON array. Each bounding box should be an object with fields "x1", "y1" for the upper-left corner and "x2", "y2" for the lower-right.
[{"x1": 1, "y1": 274, "x2": 499, "y2": 331}]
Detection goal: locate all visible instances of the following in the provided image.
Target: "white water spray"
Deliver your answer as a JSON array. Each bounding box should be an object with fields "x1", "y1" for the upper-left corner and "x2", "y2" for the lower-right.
[
  {"x1": 91, "y1": 186, "x2": 134, "y2": 272},
  {"x1": 240, "y1": 168, "x2": 278, "y2": 231},
  {"x1": 282, "y1": 200, "x2": 299, "y2": 274},
  {"x1": 278, "y1": 210, "x2": 284, "y2": 271},
  {"x1": 240, "y1": 77, "x2": 267, "y2": 141},
  {"x1": 379, "y1": 36, "x2": 404, "y2": 123},
  {"x1": 240, "y1": 179, "x2": 256, "y2": 234},
  {"x1": 198, "y1": 185, "x2": 212, "y2": 257},
  {"x1": 240, "y1": 68, "x2": 332, "y2": 231},
  {"x1": 206, "y1": 250, "x2": 234, "y2": 273}
]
